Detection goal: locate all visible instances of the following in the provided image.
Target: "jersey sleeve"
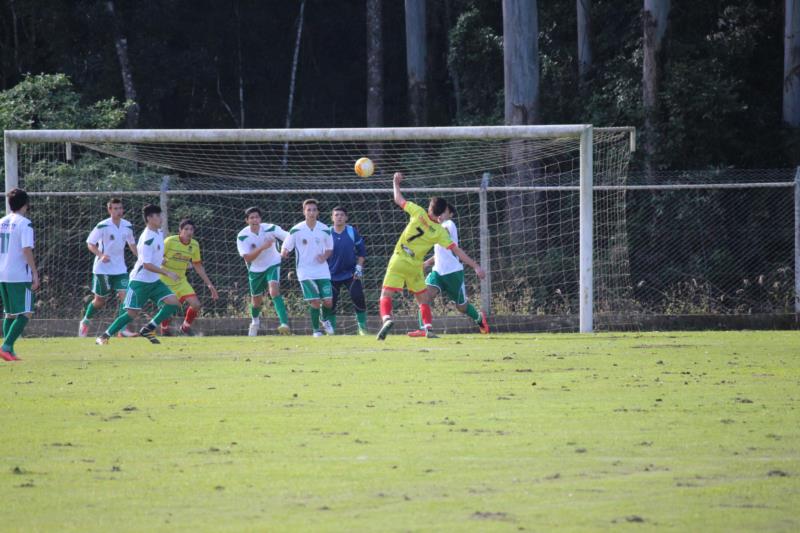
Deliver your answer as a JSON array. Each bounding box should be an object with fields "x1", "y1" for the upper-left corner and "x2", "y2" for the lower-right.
[
  {"x1": 282, "y1": 232, "x2": 296, "y2": 252},
  {"x1": 125, "y1": 225, "x2": 136, "y2": 245},
  {"x1": 402, "y1": 201, "x2": 426, "y2": 218},
  {"x1": 324, "y1": 229, "x2": 334, "y2": 251},
  {"x1": 21, "y1": 221, "x2": 34, "y2": 249},
  {"x1": 141, "y1": 235, "x2": 158, "y2": 264},
  {"x1": 353, "y1": 226, "x2": 367, "y2": 257},
  {"x1": 447, "y1": 223, "x2": 459, "y2": 247},
  {"x1": 437, "y1": 227, "x2": 454, "y2": 249},
  {"x1": 86, "y1": 225, "x2": 103, "y2": 245},
  {"x1": 192, "y1": 240, "x2": 202, "y2": 262},
  {"x1": 236, "y1": 234, "x2": 250, "y2": 257},
  {"x1": 274, "y1": 225, "x2": 289, "y2": 241}
]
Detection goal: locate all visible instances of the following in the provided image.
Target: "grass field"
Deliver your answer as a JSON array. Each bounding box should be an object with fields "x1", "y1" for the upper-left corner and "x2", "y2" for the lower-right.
[{"x1": 1, "y1": 331, "x2": 798, "y2": 531}]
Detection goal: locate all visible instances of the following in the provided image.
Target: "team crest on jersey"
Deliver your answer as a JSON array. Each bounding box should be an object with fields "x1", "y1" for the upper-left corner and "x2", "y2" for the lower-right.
[
  {"x1": 302, "y1": 239, "x2": 308, "y2": 245},
  {"x1": 251, "y1": 243, "x2": 256, "y2": 249},
  {"x1": 110, "y1": 234, "x2": 115, "y2": 240}
]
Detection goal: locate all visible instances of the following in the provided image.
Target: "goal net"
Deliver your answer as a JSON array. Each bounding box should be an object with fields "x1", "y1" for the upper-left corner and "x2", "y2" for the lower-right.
[{"x1": 4, "y1": 126, "x2": 634, "y2": 336}]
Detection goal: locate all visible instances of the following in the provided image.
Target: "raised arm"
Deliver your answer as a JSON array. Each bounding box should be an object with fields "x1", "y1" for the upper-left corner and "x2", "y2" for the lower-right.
[{"x1": 393, "y1": 172, "x2": 407, "y2": 208}]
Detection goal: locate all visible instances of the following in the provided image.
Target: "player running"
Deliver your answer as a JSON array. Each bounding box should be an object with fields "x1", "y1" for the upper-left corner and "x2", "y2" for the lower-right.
[
  {"x1": 408, "y1": 202, "x2": 489, "y2": 337},
  {"x1": 95, "y1": 204, "x2": 180, "y2": 345},
  {"x1": 377, "y1": 172, "x2": 485, "y2": 340},
  {"x1": 326, "y1": 206, "x2": 368, "y2": 335},
  {"x1": 78, "y1": 198, "x2": 138, "y2": 338},
  {"x1": 158, "y1": 218, "x2": 219, "y2": 336},
  {"x1": 236, "y1": 207, "x2": 291, "y2": 336},
  {"x1": 0, "y1": 189, "x2": 40, "y2": 361},
  {"x1": 281, "y1": 199, "x2": 335, "y2": 337}
]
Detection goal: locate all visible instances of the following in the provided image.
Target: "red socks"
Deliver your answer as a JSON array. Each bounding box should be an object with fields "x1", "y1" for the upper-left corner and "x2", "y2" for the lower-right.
[
  {"x1": 185, "y1": 306, "x2": 198, "y2": 325},
  {"x1": 380, "y1": 296, "x2": 393, "y2": 320},
  {"x1": 419, "y1": 303, "x2": 433, "y2": 328}
]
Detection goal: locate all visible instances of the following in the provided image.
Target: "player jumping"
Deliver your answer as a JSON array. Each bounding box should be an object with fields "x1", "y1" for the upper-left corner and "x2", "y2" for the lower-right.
[{"x1": 377, "y1": 172, "x2": 485, "y2": 340}]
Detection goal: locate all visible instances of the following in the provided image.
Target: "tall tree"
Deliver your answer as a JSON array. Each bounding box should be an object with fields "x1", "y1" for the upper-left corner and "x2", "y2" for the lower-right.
[
  {"x1": 785, "y1": 0, "x2": 800, "y2": 127},
  {"x1": 577, "y1": 0, "x2": 592, "y2": 91},
  {"x1": 642, "y1": 0, "x2": 670, "y2": 178},
  {"x1": 106, "y1": 0, "x2": 139, "y2": 127},
  {"x1": 405, "y1": 0, "x2": 427, "y2": 126},
  {"x1": 366, "y1": 0, "x2": 384, "y2": 127}
]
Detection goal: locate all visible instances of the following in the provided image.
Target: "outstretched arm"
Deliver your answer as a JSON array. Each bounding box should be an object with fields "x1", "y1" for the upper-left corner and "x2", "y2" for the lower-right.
[
  {"x1": 393, "y1": 172, "x2": 406, "y2": 208},
  {"x1": 450, "y1": 245, "x2": 486, "y2": 279}
]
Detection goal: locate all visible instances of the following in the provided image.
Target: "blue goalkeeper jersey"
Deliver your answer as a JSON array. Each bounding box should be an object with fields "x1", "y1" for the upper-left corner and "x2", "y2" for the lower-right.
[{"x1": 328, "y1": 225, "x2": 366, "y2": 281}]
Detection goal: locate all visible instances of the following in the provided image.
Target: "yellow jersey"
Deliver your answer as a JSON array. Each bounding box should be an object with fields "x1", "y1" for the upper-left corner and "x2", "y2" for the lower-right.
[
  {"x1": 392, "y1": 201, "x2": 454, "y2": 265},
  {"x1": 160, "y1": 235, "x2": 201, "y2": 282}
]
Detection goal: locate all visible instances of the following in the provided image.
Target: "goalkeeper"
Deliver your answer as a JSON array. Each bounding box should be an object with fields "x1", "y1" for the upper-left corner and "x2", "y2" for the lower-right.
[
  {"x1": 159, "y1": 218, "x2": 219, "y2": 335},
  {"x1": 326, "y1": 206, "x2": 368, "y2": 335}
]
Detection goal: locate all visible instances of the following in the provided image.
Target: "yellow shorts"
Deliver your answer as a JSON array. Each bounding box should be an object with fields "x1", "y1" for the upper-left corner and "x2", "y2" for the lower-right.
[
  {"x1": 382, "y1": 255, "x2": 427, "y2": 294},
  {"x1": 161, "y1": 277, "x2": 196, "y2": 301}
]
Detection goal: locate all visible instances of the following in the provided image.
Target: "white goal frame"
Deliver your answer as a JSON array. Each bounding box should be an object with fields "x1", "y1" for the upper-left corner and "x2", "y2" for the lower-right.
[{"x1": 5, "y1": 125, "x2": 617, "y2": 333}]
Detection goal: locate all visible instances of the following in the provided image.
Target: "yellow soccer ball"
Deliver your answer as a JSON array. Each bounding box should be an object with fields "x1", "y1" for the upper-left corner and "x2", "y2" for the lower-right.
[{"x1": 354, "y1": 157, "x2": 374, "y2": 178}]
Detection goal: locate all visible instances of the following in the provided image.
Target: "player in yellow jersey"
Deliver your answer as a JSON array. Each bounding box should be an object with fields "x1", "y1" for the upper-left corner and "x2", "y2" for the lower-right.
[
  {"x1": 376, "y1": 172, "x2": 485, "y2": 340},
  {"x1": 159, "y1": 218, "x2": 219, "y2": 335}
]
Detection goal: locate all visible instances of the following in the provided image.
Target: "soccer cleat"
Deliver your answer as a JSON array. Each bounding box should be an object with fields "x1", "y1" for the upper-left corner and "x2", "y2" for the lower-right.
[
  {"x1": 321, "y1": 319, "x2": 335, "y2": 335},
  {"x1": 478, "y1": 311, "x2": 490, "y2": 334},
  {"x1": 95, "y1": 333, "x2": 110, "y2": 346},
  {"x1": 357, "y1": 327, "x2": 367, "y2": 336},
  {"x1": 248, "y1": 322, "x2": 259, "y2": 337},
  {"x1": 277, "y1": 323, "x2": 291, "y2": 335},
  {"x1": 139, "y1": 324, "x2": 161, "y2": 344},
  {"x1": 407, "y1": 329, "x2": 427, "y2": 338},
  {"x1": 425, "y1": 328, "x2": 439, "y2": 339},
  {"x1": 78, "y1": 321, "x2": 89, "y2": 338},
  {"x1": 376, "y1": 319, "x2": 394, "y2": 341},
  {"x1": 1, "y1": 349, "x2": 19, "y2": 361},
  {"x1": 118, "y1": 327, "x2": 138, "y2": 338},
  {"x1": 312, "y1": 331, "x2": 324, "y2": 338},
  {"x1": 180, "y1": 324, "x2": 195, "y2": 336}
]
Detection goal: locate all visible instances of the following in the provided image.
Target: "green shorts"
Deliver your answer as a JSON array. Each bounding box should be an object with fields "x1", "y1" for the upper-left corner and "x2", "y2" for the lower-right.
[
  {"x1": 92, "y1": 273, "x2": 129, "y2": 297},
  {"x1": 0, "y1": 282, "x2": 34, "y2": 316},
  {"x1": 123, "y1": 280, "x2": 175, "y2": 310},
  {"x1": 426, "y1": 270, "x2": 467, "y2": 306},
  {"x1": 248, "y1": 265, "x2": 281, "y2": 296},
  {"x1": 300, "y1": 279, "x2": 333, "y2": 301}
]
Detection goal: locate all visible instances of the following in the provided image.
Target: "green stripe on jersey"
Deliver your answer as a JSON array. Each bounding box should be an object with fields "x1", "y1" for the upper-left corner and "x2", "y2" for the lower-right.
[{"x1": 144, "y1": 238, "x2": 154, "y2": 245}]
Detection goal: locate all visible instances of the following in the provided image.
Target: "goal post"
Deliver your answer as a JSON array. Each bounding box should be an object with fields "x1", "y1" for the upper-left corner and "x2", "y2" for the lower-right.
[{"x1": 4, "y1": 125, "x2": 634, "y2": 336}]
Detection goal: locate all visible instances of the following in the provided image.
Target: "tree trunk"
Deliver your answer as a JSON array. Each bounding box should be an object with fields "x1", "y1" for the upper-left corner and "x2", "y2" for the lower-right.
[
  {"x1": 577, "y1": 0, "x2": 592, "y2": 91},
  {"x1": 503, "y1": 0, "x2": 541, "y2": 256},
  {"x1": 106, "y1": 0, "x2": 139, "y2": 127},
  {"x1": 283, "y1": 0, "x2": 306, "y2": 168},
  {"x1": 785, "y1": 0, "x2": 800, "y2": 127},
  {"x1": 405, "y1": 0, "x2": 427, "y2": 126},
  {"x1": 642, "y1": 0, "x2": 670, "y2": 181},
  {"x1": 443, "y1": 0, "x2": 462, "y2": 121},
  {"x1": 366, "y1": 0, "x2": 383, "y2": 127}
]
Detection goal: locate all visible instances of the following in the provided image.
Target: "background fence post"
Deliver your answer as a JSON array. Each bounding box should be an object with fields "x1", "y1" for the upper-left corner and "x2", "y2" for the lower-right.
[
  {"x1": 479, "y1": 172, "x2": 492, "y2": 316},
  {"x1": 160, "y1": 176, "x2": 170, "y2": 234},
  {"x1": 4, "y1": 136, "x2": 18, "y2": 213},
  {"x1": 795, "y1": 166, "x2": 799, "y2": 315}
]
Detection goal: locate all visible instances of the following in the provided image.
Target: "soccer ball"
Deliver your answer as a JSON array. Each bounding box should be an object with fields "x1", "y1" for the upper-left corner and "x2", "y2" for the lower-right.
[{"x1": 354, "y1": 157, "x2": 374, "y2": 178}]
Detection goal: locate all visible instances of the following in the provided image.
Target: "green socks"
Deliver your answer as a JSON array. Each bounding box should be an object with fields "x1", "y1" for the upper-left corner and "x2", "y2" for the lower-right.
[
  {"x1": 105, "y1": 313, "x2": 132, "y2": 337},
  {"x1": 117, "y1": 300, "x2": 127, "y2": 318},
  {"x1": 272, "y1": 296, "x2": 289, "y2": 324},
  {"x1": 465, "y1": 303, "x2": 481, "y2": 323},
  {"x1": 309, "y1": 306, "x2": 321, "y2": 331},
  {"x1": 1, "y1": 315, "x2": 28, "y2": 352},
  {"x1": 356, "y1": 311, "x2": 367, "y2": 331},
  {"x1": 83, "y1": 302, "x2": 97, "y2": 323},
  {"x1": 250, "y1": 305, "x2": 262, "y2": 319},
  {"x1": 150, "y1": 304, "x2": 179, "y2": 327},
  {"x1": 3, "y1": 317, "x2": 12, "y2": 338}
]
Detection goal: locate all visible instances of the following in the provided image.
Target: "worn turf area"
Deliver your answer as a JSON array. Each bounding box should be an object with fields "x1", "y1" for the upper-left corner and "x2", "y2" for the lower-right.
[{"x1": 0, "y1": 331, "x2": 798, "y2": 531}]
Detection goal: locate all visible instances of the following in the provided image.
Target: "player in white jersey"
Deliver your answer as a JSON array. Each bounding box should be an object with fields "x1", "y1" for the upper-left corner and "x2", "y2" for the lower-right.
[
  {"x1": 78, "y1": 198, "x2": 138, "y2": 337},
  {"x1": 95, "y1": 204, "x2": 180, "y2": 345},
  {"x1": 237, "y1": 206, "x2": 291, "y2": 336},
  {"x1": 408, "y1": 202, "x2": 489, "y2": 337},
  {"x1": 0, "y1": 189, "x2": 39, "y2": 361},
  {"x1": 281, "y1": 199, "x2": 335, "y2": 337}
]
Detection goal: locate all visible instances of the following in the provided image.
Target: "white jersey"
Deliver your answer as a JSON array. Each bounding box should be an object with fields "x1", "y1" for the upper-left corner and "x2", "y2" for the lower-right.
[
  {"x1": 0, "y1": 213, "x2": 35, "y2": 282},
  {"x1": 86, "y1": 217, "x2": 136, "y2": 275},
  {"x1": 282, "y1": 220, "x2": 334, "y2": 281},
  {"x1": 433, "y1": 220, "x2": 464, "y2": 276},
  {"x1": 129, "y1": 227, "x2": 165, "y2": 283},
  {"x1": 236, "y1": 223, "x2": 288, "y2": 273}
]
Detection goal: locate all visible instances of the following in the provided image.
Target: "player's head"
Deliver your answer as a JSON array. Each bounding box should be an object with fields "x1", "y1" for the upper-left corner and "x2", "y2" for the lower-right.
[
  {"x1": 107, "y1": 198, "x2": 124, "y2": 219},
  {"x1": 178, "y1": 218, "x2": 195, "y2": 241},
  {"x1": 303, "y1": 199, "x2": 319, "y2": 222},
  {"x1": 428, "y1": 197, "x2": 448, "y2": 218},
  {"x1": 331, "y1": 205, "x2": 348, "y2": 226},
  {"x1": 245, "y1": 207, "x2": 262, "y2": 226},
  {"x1": 142, "y1": 204, "x2": 162, "y2": 227},
  {"x1": 439, "y1": 202, "x2": 456, "y2": 222},
  {"x1": 6, "y1": 188, "x2": 29, "y2": 213}
]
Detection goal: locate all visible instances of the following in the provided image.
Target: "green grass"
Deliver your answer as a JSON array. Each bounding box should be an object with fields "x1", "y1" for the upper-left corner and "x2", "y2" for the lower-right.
[{"x1": 1, "y1": 331, "x2": 798, "y2": 531}]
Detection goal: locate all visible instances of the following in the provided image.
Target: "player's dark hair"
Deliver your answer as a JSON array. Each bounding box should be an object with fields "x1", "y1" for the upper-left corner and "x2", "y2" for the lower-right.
[
  {"x1": 331, "y1": 205, "x2": 347, "y2": 215},
  {"x1": 446, "y1": 202, "x2": 457, "y2": 217},
  {"x1": 244, "y1": 206, "x2": 262, "y2": 218},
  {"x1": 142, "y1": 204, "x2": 162, "y2": 221},
  {"x1": 6, "y1": 188, "x2": 29, "y2": 212},
  {"x1": 179, "y1": 218, "x2": 195, "y2": 230},
  {"x1": 428, "y1": 197, "x2": 448, "y2": 217},
  {"x1": 107, "y1": 198, "x2": 123, "y2": 208},
  {"x1": 302, "y1": 198, "x2": 319, "y2": 209}
]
